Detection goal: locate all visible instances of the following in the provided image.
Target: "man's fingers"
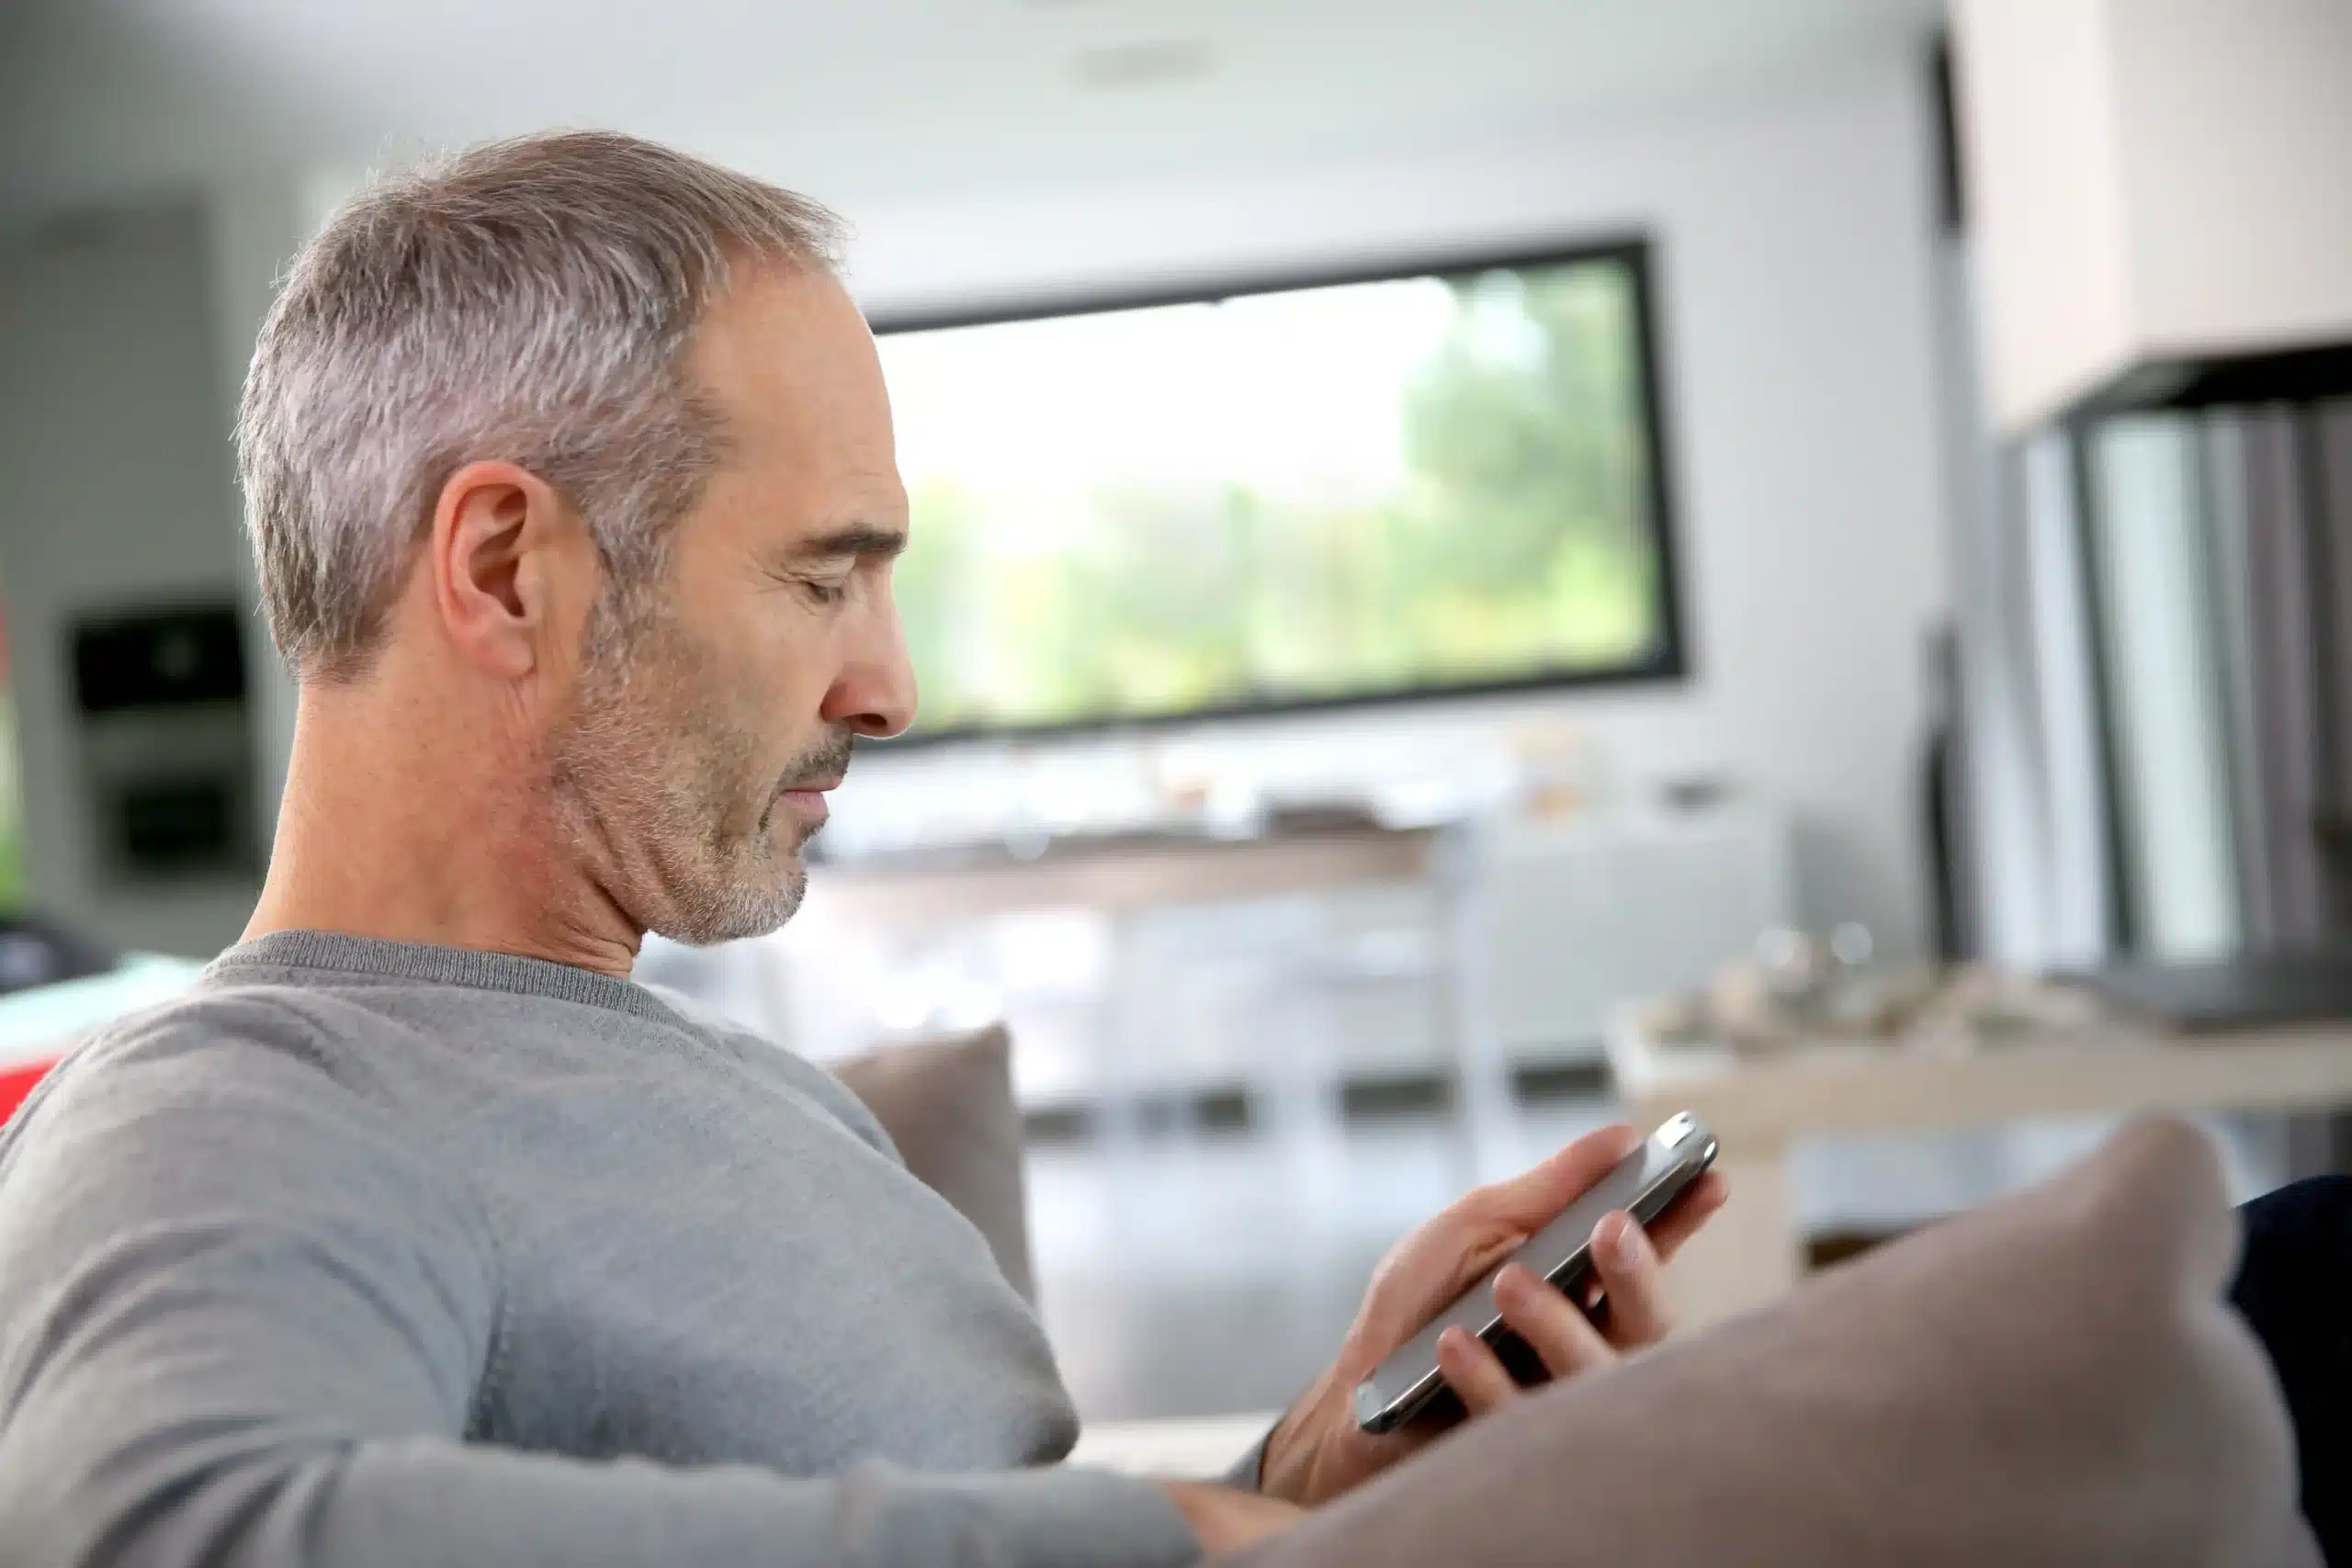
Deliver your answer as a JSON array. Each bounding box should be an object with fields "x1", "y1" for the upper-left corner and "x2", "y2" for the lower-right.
[
  {"x1": 1493, "y1": 1263, "x2": 1617, "y2": 1379},
  {"x1": 1435, "y1": 1325, "x2": 1521, "y2": 1416},
  {"x1": 1472, "y1": 1123, "x2": 1639, "y2": 1229},
  {"x1": 1645, "y1": 1170, "x2": 1731, "y2": 1264},
  {"x1": 1587, "y1": 1213, "x2": 1673, "y2": 1348}
]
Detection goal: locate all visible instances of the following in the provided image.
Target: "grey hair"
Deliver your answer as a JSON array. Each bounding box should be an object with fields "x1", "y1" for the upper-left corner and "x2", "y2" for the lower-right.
[{"x1": 237, "y1": 130, "x2": 846, "y2": 681}]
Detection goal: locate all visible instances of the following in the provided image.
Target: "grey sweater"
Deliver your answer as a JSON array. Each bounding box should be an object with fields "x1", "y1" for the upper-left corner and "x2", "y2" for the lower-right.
[{"x1": 0, "y1": 931, "x2": 1204, "y2": 1568}]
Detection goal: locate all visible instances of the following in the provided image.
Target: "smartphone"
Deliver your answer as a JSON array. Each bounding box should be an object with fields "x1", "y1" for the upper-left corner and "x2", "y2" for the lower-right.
[{"x1": 1352, "y1": 1111, "x2": 1720, "y2": 1434}]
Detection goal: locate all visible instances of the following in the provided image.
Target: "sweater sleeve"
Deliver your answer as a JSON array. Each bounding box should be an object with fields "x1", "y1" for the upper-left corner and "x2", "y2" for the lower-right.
[{"x1": 0, "y1": 1029, "x2": 1200, "y2": 1568}]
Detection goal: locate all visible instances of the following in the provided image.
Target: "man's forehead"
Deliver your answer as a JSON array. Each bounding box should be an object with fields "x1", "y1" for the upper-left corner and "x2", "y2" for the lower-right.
[
  {"x1": 691, "y1": 267, "x2": 887, "y2": 428},
  {"x1": 687, "y1": 265, "x2": 900, "y2": 503}
]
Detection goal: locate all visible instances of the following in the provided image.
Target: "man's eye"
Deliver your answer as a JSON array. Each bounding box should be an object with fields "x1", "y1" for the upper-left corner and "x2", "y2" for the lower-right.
[{"x1": 804, "y1": 579, "x2": 850, "y2": 605}]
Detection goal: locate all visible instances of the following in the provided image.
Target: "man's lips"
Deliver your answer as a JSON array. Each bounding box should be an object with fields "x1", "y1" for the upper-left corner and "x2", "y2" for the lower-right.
[{"x1": 775, "y1": 777, "x2": 843, "y2": 820}]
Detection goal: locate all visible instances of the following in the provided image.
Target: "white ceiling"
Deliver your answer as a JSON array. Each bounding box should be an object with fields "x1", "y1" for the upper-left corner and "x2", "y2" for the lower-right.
[{"x1": 0, "y1": 0, "x2": 1942, "y2": 222}]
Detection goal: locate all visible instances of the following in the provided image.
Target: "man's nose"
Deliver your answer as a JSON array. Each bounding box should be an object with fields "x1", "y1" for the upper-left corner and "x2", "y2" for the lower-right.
[{"x1": 819, "y1": 603, "x2": 918, "y2": 740}]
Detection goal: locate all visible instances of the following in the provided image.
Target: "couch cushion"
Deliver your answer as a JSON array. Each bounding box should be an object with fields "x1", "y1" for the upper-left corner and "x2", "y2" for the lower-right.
[
  {"x1": 1228, "y1": 1116, "x2": 2317, "y2": 1567},
  {"x1": 831, "y1": 1025, "x2": 1035, "y2": 1305}
]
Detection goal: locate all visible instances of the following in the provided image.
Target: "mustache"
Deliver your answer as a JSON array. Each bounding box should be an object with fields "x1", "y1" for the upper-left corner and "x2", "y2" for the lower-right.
[{"x1": 775, "y1": 731, "x2": 858, "y2": 794}]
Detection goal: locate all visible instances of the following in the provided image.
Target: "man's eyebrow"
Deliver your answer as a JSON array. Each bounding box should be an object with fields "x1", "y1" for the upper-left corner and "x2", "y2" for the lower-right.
[{"x1": 791, "y1": 524, "x2": 909, "y2": 562}]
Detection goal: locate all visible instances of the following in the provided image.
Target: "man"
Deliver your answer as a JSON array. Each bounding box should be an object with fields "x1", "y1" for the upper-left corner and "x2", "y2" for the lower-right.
[{"x1": 0, "y1": 131, "x2": 1724, "y2": 1566}]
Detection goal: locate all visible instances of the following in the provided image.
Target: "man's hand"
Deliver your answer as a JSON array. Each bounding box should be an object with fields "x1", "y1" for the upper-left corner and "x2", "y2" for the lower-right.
[
  {"x1": 1256, "y1": 1124, "x2": 1728, "y2": 1508},
  {"x1": 1156, "y1": 1479, "x2": 1305, "y2": 1552}
]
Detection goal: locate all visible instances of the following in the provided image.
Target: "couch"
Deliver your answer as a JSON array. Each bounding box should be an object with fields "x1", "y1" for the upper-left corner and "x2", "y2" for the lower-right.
[{"x1": 859, "y1": 1028, "x2": 2320, "y2": 1565}]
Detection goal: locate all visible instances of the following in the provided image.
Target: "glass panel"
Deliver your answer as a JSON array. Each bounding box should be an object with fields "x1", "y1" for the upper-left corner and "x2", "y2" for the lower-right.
[
  {"x1": 2018, "y1": 430, "x2": 2117, "y2": 964},
  {"x1": 2085, "y1": 416, "x2": 2241, "y2": 960},
  {"x1": 876, "y1": 252, "x2": 1669, "y2": 735}
]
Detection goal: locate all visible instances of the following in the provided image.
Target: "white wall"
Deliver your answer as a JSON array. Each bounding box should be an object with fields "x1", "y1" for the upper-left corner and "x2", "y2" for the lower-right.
[
  {"x1": 0, "y1": 204, "x2": 260, "y2": 955},
  {"x1": 3, "y1": 55, "x2": 1954, "y2": 962},
  {"x1": 837, "y1": 56, "x2": 1953, "y2": 954}
]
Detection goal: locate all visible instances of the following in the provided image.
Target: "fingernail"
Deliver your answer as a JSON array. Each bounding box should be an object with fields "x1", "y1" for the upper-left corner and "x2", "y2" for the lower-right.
[
  {"x1": 1494, "y1": 1264, "x2": 1528, "y2": 1301},
  {"x1": 1609, "y1": 1215, "x2": 1643, "y2": 1266}
]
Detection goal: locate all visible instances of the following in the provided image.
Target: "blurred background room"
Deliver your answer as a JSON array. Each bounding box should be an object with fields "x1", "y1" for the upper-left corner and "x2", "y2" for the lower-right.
[{"x1": 3, "y1": 0, "x2": 2350, "y2": 1427}]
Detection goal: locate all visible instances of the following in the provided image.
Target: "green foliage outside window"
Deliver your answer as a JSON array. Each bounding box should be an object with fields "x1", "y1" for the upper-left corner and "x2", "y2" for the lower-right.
[{"x1": 880, "y1": 252, "x2": 1669, "y2": 736}]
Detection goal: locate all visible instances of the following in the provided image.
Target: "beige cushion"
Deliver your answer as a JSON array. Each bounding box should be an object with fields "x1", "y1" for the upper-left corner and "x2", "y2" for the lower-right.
[
  {"x1": 831, "y1": 1024, "x2": 1035, "y2": 1305},
  {"x1": 1229, "y1": 1116, "x2": 2317, "y2": 1567}
]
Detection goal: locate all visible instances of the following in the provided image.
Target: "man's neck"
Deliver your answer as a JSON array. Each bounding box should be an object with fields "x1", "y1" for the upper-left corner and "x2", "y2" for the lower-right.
[{"x1": 244, "y1": 678, "x2": 643, "y2": 978}]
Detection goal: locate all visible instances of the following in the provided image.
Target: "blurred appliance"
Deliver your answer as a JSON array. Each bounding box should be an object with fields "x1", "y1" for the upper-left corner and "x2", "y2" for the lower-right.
[{"x1": 70, "y1": 602, "x2": 259, "y2": 885}]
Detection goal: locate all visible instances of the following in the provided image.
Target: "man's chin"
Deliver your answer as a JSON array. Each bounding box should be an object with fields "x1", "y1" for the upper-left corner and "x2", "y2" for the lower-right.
[
  {"x1": 782, "y1": 811, "x2": 834, "y2": 865},
  {"x1": 647, "y1": 862, "x2": 808, "y2": 948}
]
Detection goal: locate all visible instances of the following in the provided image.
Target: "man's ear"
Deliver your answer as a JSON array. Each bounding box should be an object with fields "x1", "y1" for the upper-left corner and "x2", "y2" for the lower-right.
[{"x1": 427, "y1": 460, "x2": 597, "y2": 680}]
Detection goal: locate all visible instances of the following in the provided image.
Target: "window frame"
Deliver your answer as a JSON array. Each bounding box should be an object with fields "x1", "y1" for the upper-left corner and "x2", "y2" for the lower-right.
[{"x1": 866, "y1": 233, "x2": 1690, "y2": 746}]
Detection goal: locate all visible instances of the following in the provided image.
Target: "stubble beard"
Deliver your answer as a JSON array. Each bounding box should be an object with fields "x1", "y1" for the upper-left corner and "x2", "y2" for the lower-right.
[{"x1": 552, "y1": 592, "x2": 848, "y2": 947}]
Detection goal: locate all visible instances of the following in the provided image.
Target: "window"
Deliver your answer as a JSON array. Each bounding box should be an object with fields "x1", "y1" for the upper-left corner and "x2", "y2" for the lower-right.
[{"x1": 874, "y1": 241, "x2": 1682, "y2": 738}]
